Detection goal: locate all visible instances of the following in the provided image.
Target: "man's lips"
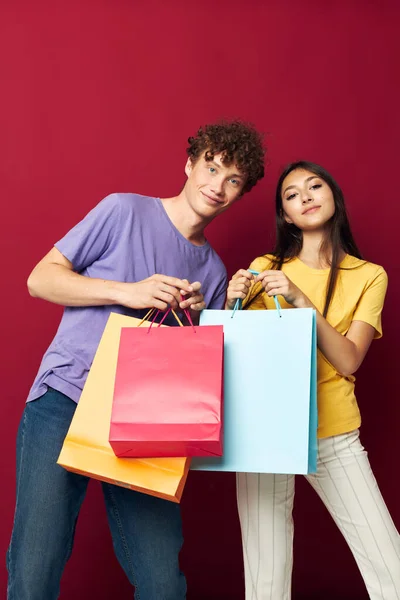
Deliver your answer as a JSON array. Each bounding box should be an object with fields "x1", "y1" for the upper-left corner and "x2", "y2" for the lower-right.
[{"x1": 201, "y1": 191, "x2": 224, "y2": 205}]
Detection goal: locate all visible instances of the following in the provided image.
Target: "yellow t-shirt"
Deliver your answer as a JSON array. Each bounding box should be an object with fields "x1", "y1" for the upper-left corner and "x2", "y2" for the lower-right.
[{"x1": 243, "y1": 254, "x2": 388, "y2": 439}]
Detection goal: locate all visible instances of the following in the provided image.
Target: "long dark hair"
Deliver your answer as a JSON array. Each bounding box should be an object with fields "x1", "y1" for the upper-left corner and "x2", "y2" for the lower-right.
[{"x1": 250, "y1": 161, "x2": 363, "y2": 317}]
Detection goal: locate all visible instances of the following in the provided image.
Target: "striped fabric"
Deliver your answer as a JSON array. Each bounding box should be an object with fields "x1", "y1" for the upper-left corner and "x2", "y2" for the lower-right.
[{"x1": 237, "y1": 430, "x2": 400, "y2": 599}]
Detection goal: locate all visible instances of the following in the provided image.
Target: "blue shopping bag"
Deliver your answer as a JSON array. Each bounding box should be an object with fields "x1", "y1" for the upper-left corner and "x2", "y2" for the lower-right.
[{"x1": 192, "y1": 301, "x2": 317, "y2": 474}]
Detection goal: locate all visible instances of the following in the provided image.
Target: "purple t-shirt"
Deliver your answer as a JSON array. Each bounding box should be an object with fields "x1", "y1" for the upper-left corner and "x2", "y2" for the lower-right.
[{"x1": 27, "y1": 193, "x2": 227, "y2": 403}]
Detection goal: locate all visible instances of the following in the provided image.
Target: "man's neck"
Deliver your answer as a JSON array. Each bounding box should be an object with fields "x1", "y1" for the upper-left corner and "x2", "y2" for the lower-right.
[{"x1": 160, "y1": 192, "x2": 209, "y2": 246}]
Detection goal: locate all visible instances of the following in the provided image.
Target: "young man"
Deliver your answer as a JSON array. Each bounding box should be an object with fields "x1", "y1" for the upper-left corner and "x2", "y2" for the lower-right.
[{"x1": 7, "y1": 120, "x2": 265, "y2": 600}]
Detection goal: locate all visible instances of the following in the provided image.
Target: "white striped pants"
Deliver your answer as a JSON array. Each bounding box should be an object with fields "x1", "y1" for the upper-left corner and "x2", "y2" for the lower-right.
[{"x1": 236, "y1": 430, "x2": 400, "y2": 599}]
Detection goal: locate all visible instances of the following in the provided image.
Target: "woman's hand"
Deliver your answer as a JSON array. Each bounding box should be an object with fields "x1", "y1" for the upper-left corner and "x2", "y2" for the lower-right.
[
  {"x1": 225, "y1": 269, "x2": 254, "y2": 310},
  {"x1": 255, "y1": 270, "x2": 312, "y2": 308}
]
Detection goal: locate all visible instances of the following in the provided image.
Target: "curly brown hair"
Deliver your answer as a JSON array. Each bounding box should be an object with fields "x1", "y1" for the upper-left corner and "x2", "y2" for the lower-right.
[{"x1": 186, "y1": 120, "x2": 265, "y2": 193}]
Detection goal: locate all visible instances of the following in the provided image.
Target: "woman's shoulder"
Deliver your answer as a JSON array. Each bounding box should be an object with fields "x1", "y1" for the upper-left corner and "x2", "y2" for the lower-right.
[
  {"x1": 248, "y1": 253, "x2": 276, "y2": 273},
  {"x1": 343, "y1": 255, "x2": 387, "y2": 282}
]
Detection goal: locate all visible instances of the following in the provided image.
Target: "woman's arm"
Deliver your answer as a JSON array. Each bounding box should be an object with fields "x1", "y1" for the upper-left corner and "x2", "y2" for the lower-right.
[
  {"x1": 304, "y1": 307, "x2": 374, "y2": 376},
  {"x1": 256, "y1": 270, "x2": 376, "y2": 376}
]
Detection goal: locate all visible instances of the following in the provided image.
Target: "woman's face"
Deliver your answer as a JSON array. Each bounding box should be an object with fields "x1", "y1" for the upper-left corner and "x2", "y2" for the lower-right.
[{"x1": 280, "y1": 169, "x2": 335, "y2": 231}]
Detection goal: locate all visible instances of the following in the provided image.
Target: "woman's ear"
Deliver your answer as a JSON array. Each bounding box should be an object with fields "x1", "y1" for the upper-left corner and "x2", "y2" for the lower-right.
[{"x1": 282, "y1": 210, "x2": 293, "y2": 225}]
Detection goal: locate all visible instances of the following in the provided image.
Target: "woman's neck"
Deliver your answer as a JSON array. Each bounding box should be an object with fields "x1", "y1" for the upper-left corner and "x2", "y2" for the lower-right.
[{"x1": 297, "y1": 230, "x2": 342, "y2": 269}]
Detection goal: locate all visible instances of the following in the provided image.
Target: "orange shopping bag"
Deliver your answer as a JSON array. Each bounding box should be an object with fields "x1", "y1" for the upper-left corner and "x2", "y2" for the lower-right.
[{"x1": 57, "y1": 312, "x2": 190, "y2": 503}]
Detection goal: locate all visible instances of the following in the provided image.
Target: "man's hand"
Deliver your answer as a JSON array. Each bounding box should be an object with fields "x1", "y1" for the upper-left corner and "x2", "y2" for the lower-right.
[
  {"x1": 179, "y1": 280, "x2": 205, "y2": 311},
  {"x1": 115, "y1": 275, "x2": 194, "y2": 311}
]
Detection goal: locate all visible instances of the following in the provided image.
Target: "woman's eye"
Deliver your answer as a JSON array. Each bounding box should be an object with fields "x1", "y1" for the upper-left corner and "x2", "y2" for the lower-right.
[
  {"x1": 310, "y1": 183, "x2": 322, "y2": 190},
  {"x1": 286, "y1": 193, "x2": 296, "y2": 200}
]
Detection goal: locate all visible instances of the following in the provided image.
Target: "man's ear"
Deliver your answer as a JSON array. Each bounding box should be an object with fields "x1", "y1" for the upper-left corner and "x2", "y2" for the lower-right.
[{"x1": 185, "y1": 158, "x2": 193, "y2": 178}]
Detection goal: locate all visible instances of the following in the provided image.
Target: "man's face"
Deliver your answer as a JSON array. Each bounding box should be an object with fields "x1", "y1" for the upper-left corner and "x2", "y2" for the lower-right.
[{"x1": 184, "y1": 152, "x2": 246, "y2": 220}]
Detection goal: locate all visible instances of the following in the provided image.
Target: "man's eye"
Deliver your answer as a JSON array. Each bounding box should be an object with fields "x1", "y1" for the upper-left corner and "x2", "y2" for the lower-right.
[
  {"x1": 230, "y1": 179, "x2": 239, "y2": 185},
  {"x1": 209, "y1": 167, "x2": 216, "y2": 173}
]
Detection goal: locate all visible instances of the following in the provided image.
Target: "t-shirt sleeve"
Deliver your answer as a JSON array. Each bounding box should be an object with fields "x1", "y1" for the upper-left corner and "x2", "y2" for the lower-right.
[
  {"x1": 55, "y1": 194, "x2": 122, "y2": 272},
  {"x1": 352, "y1": 267, "x2": 388, "y2": 338},
  {"x1": 208, "y1": 272, "x2": 228, "y2": 309}
]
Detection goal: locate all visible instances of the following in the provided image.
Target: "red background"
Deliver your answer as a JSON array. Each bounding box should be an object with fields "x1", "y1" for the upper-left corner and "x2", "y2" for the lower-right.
[{"x1": 1, "y1": 1, "x2": 399, "y2": 598}]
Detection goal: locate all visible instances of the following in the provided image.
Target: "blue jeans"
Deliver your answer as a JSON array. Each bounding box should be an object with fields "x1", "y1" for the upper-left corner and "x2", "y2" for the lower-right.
[{"x1": 6, "y1": 387, "x2": 186, "y2": 600}]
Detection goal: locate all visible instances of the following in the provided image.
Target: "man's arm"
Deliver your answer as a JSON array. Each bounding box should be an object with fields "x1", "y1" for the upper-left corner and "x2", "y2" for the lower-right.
[{"x1": 28, "y1": 247, "x2": 194, "y2": 311}]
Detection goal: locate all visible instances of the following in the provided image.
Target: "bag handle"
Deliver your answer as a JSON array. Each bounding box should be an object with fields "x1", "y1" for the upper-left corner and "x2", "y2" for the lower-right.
[
  {"x1": 152, "y1": 307, "x2": 196, "y2": 332},
  {"x1": 138, "y1": 308, "x2": 183, "y2": 327},
  {"x1": 232, "y1": 269, "x2": 282, "y2": 318},
  {"x1": 139, "y1": 306, "x2": 196, "y2": 333}
]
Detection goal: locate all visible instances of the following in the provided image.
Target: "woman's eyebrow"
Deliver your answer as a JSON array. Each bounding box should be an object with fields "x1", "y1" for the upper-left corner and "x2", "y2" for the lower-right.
[{"x1": 283, "y1": 176, "x2": 319, "y2": 194}]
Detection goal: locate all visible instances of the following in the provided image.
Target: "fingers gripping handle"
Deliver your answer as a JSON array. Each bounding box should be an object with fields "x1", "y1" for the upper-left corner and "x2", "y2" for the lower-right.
[{"x1": 231, "y1": 269, "x2": 282, "y2": 318}]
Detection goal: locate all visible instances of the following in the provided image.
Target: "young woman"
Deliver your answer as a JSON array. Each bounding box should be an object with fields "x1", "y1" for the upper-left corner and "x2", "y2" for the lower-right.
[{"x1": 226, "y1": 161, "x2": 400, "y2": 599}]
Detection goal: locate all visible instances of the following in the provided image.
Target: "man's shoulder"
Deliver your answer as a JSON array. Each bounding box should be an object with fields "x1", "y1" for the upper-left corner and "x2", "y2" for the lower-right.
[{"x1": 102, "y1": 192, "x2": 158, "y2": 214}]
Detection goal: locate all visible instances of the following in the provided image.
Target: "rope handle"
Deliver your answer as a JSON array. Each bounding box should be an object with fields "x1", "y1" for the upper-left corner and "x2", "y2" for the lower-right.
[
  {"x1": 231, "y1": 269, "x2": 282, "y2": 318},
  {"x1": 137, "y1": 307, "x2": 196, "y2": 333}
]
